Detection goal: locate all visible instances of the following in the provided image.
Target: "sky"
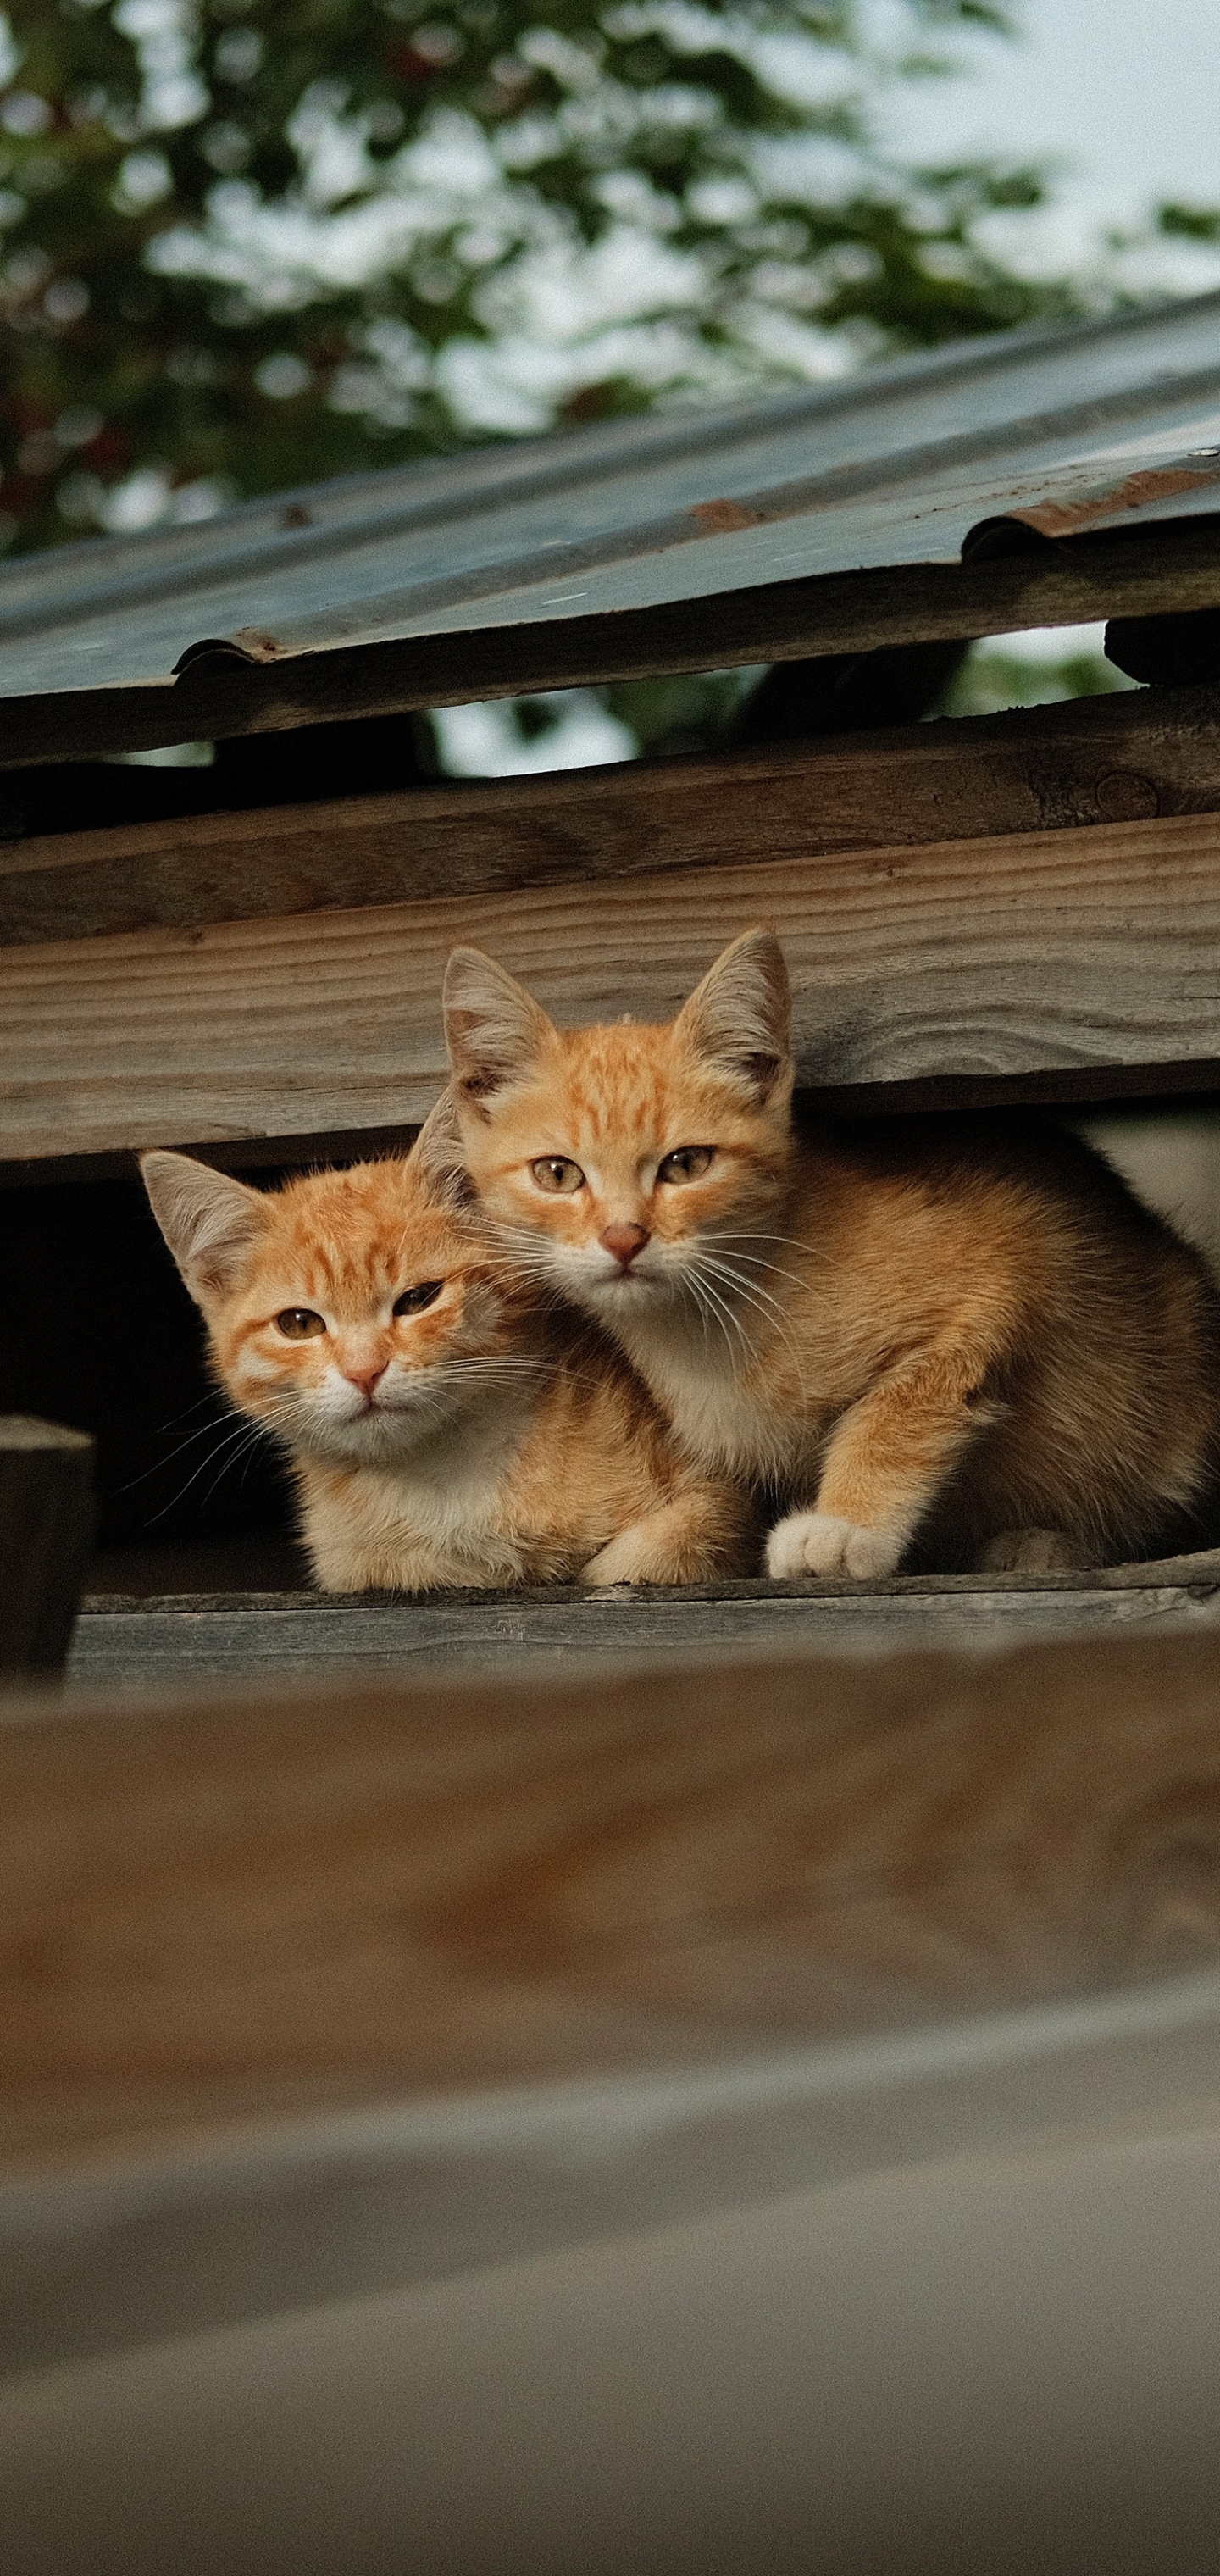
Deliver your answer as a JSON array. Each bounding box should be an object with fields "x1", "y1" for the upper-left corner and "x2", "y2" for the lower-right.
[{"x1": 881, "y1": 0, "x2": 1220, "y2": 287}]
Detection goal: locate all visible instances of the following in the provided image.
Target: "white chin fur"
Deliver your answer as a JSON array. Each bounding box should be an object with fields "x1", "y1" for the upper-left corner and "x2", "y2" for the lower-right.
[
  {"x1": 294, "y1": 1390, "x2": 441, "y2": 1463},
  {"x1": 298, "y1": 1421, "x2": 392, "y2": 1465},
  {"x1": 592, "y1": 1269, "x2": 659, "y2": 1296},
  {"x1": 580, "y1": 1258, "x2": 668, "y2": 1298}
]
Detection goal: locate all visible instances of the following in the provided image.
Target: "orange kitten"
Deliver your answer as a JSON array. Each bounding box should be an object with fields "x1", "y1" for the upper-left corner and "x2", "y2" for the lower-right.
[
  {"x1": 141, "y1": 1134, "x2": 754, "y2": 1594},
  {"x1": 442, "y1": 932, "x2": 1220, "y2": 1577}
]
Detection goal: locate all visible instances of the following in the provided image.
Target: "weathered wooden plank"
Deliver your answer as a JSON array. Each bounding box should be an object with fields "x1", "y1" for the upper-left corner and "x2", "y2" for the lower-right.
[
  {"x1": 0, "y1": 1417, "x2": 93, "y2": 1684},
  {"x1": 2, "y1": 513, "x2": 1220, "y2": 770},
  {"x1": 5, "y1": 807, "x2": 1220, "y2": 1163},
  {"x1": 64, "y1": 1579, "x2": 1220, "y2": 1695},
  {"x1": 8, "y1": 1622, "x2": 1220, "y2": 2172},
  {"x1": 3, "y1": 683, "x2": 1219, "y2": 950}
]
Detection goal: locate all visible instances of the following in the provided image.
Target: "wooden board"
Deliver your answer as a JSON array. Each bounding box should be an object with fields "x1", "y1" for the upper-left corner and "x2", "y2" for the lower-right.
[
  {"x1": 2, "y1": 512, "x2": 1220, "y2": 769},
  {"x1": 6, "y1": 806, "x2": 1220, "y2": 1163},
  {"x1": 66, "y1": 1555, "x2": 1220, "y2": 1692},
  {"x1": 8, "y1": 1621, "x2": 1220, "y2": 2174},
  {"x1": 3, "y1": 682, "x2": 1219, "y2": 950},
  {"x1": 64, "y1": 1584, "x2": 1220, "y2": 1687}
]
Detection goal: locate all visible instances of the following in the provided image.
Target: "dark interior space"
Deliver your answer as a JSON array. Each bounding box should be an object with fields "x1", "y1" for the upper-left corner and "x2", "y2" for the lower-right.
[
  {"x1": 0, "y1": 708, "x2": 441, "y2": 842},
  {"x1": 0, "y1": 1172, "x2": 304, "y2": 1593},
  {"x1": 727, "y1": 637, "x2": 971, "y2": 743}
]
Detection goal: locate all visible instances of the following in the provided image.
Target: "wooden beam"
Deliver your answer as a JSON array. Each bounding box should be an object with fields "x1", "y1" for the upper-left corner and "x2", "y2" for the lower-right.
[
  {"x1": 3, "y1": 682, "x2": 1220, "y2": 950},
  {"x1": 2, "y1": 513, "x2": 1219, "y2": 770},
  {"x1": 65, "y1": 1556, "x2": 1220, "y2": 1697},
  {"x1": 4, "y1": 806, "x2": 1220, "y2": 1163},
  {"x1": 0, "y1": 1416, "x2": 93, "y2": 1683},
  {"x1": 5, "y1": 1624, "x2": 1220, "y2": 2171}
]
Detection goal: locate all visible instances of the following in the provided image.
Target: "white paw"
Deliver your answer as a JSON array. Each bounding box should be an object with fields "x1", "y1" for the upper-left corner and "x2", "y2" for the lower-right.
[{"x1": 765, "y1": 1511, "x2": 904, "y2": 1581}]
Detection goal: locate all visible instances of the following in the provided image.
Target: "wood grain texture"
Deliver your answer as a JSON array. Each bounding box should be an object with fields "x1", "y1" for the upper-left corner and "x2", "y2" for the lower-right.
[
  {"x1": 2, "y1": 513, "x2": 1219, "y2": 770},
  {"x1": 59, "y1": 1576, "x2": 1220, "y2": 1700},
  {"x1": 3, "y1": 683, "x2": 1219, "y2": 949},
  {"x1": 0, "y1": 1416, "x2": 93, "y2": 1681},
  {"x1": 8, "y1": 1624, "x2": 1220, "y2": 2170},
  {"x1": 6, "y1": 806, "x2": 1220, "y2": 1162}
]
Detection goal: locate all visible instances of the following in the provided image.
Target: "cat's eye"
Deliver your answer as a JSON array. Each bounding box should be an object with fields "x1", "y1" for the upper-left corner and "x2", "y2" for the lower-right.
[
  {"x1": 393, "y1": 1280, "x2": 444, "y2": 1316},
  {"x1": 530, "y1": 1156, "x2": 585, "y2": 1195},
  {"x1": 275, "y1": 1307, "x2": 326, "y2": 1339},
  {"x1": 657, "y1": 1147, "x2": 715, "y2": 1185}
]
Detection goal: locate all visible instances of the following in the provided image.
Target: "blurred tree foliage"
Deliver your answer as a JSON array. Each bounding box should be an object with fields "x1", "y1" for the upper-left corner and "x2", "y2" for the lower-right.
[{"x1": 0, "y1": 0, "x2": 1073, "y2": 554}]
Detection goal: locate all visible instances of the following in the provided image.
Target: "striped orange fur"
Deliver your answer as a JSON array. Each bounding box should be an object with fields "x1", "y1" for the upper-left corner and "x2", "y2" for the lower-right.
[
  {"x1": 443, "y1": 932, "x2": 1220, "y2": 1575},
  {"x1": 141, "y1": 1133, "x2": 756, "y2": 1593}
]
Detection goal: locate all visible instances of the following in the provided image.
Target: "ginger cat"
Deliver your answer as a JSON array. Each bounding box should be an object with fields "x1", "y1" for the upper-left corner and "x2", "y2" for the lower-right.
[
  {"x1": 141, "y1": 1133, "x2": 754, "y2": 1594},
  {"x1": 441, "y1": 931, "x2": 1220, "y2": 1577}
]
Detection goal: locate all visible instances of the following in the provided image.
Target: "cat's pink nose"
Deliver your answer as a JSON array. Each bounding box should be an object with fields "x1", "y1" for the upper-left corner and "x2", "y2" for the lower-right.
[
  {"x1": 343, "y1": 1361, "x2": 387, "y2": 1398},
  {"x1": 600, "y1": 1222, "x2": 651, "y2": 1269}
]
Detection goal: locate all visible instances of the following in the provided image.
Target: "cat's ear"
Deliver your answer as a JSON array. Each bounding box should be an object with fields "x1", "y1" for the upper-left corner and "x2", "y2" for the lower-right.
[
  {"x1": 443, "y1": 947, "x2": 554, "y2": 1113},
  {"x1": 140, "y1": 1151, "x2": 269, "y2": 1302},
  {"x1": 411, "y1": 1089, "x2": 477, "y2": 1210},
  {"x1": 674, "y1": 930, "x2": 791, "y2": 1100}
]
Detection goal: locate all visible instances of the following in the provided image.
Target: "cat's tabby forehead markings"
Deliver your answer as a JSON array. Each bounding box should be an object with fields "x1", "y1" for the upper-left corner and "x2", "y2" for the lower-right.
[
  {"x1": 548, "y1": 1026, "x2": 768, "y2": 1150},
  {"x1": 235, "y1": 1163, "x2": 463, "y2": 1315}
]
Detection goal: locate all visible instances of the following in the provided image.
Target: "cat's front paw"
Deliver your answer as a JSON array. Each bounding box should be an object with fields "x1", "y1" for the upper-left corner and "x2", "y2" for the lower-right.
[
  {"x1": 765, "y1": 1511, "x2": 903, "y2": 1580},
  {"x1": 581, "y1": 1531, "x2": 657, "y2": 1587}
]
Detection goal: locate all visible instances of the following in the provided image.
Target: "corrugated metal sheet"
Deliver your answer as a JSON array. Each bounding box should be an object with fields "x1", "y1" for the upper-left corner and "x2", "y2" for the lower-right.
[{"x1": 3, "y1": 291, "x2": 1220, "y2": 704}]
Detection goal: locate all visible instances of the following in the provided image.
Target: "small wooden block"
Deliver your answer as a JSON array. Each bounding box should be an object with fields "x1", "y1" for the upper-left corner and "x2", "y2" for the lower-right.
[{"x1": 0, "y1": 1415, "x2": 94, "y2": 1683}]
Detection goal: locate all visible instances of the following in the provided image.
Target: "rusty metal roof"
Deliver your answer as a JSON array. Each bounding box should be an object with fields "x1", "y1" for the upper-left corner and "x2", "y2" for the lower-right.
[{"x1": 3, "y1": 288, "x2": 1220, "y2": 709}]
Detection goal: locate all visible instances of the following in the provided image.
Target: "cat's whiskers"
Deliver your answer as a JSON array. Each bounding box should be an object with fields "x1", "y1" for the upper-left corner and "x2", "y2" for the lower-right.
[
  {"x1": 685, "y1": 1263, "x2": 751, "y2": 1376},
  {"x1": 119, "y1": 1402, "x2": 255, "y2": 1495},
  {"x1": 693, "y1": 1252, "x2": 808, "y2": 1401},
  {"x1": 194, "y1": 1421, "x2": 277, "y2": 1513},
  {"x1": 424, "y1": 1360, "x2": 548, "y2": 1380},
  {"x1": 488, "y1": 1222, "x2": 569, "y2": 1263},
  {"x1": 696, "y1": 1251, "x2": 803, "y2": 1351},
  {"x1": 424, "y1": 1352, "x2": 627, "y2": 1402},
  {"x1": 416, "y1": 1357, "x2": 554, "y2": 1391},
  {"x1": 689, "y1": 1255, "x2": 775, "y2": 1355},
  {"x1": 152, "y1": 1389, "x2": 231, "y2": 1438},
  {"x1": 489, "y1": 1224, "x2": 630, "y2": 1310},
  {"x1": 700, "y1": 1233, "x2": 815, "y2": 1295},
  {"x1": 696, "y1": 1236, "x2": 818, "y2": 1400},
  {"x1": 683, "y1": 1269, "x2": 740, "y2": 1374},
  {"x1": 702, "y1": 1235, "x2": 829, "y2": 1297},
  {"x1": 695, "y1": 1250, "x2": 789, "y2": 1324},
  {"x1": 143, "y1": 1413, "x2": 274, "y2": 1524}
]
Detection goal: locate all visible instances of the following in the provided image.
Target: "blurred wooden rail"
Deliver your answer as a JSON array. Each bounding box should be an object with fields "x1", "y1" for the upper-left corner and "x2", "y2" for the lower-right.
[{"x1": 6, "y1": 1627, "x2": 1220, "y2": 2176}]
